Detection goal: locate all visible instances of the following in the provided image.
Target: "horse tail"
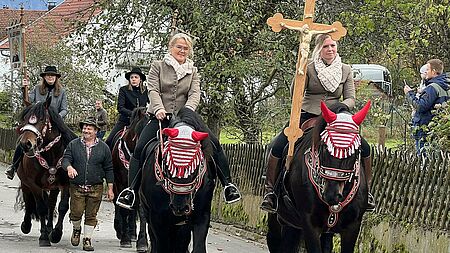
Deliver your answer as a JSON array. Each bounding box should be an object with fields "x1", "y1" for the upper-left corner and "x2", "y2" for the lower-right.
[{"x1": 15, "y1": 186, "x2": 47, "y2": 221}]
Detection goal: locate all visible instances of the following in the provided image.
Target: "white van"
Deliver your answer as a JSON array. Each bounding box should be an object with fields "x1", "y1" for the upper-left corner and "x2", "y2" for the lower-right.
[{"x1": 351, "y1": 64, "x2": 392, "y2": 96}]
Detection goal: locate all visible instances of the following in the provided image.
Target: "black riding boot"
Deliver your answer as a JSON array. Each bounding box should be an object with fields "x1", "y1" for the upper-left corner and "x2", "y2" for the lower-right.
[
  {"x1": 363, "y1": 156, "x2": 376, "y2": 211},
  {"x1": 116, "y1": 157, "x2": 141, "y2": 210},
  {"x1": 5, "y1": 146, "x2": 23, "y2": 180},
  {"x1": 214, "y1": 150, "x2": 241, "y2": 204},
  {"x1": 260, "y1": 154, "x2": 280, "y2": 213}
]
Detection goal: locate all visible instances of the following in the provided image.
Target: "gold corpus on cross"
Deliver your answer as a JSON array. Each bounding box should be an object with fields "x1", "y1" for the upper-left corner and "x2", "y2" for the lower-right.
[{"x1": 267, "y1": 0, "x2": 347, "y2": 169}]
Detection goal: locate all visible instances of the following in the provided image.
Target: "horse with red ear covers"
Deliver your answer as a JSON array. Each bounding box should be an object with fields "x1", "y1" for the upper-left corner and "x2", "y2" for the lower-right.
[
  {"x1": 267, "y1": 101, "x2": 371, "y2": 253},
  {"x1": 139, "y1": 107, "x2": 216, "y2": 253}
]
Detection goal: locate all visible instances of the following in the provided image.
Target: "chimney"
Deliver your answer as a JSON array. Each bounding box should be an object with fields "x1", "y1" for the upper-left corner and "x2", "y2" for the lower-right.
[{"x1": 48, "y1": 1, "x2": 56, "y2": 11}]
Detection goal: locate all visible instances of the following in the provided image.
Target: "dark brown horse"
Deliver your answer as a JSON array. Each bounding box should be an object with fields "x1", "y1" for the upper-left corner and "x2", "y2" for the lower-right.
[
  {"x1": 111, "y1": 107, "x2": 149, "y2": 251},
  {"x1": 15, "y1": 97, "x2": 76, "y2": 247},
  {"x1": 140, "y1": 107, "x2": 216, "y2": 253},
  {"x1": 267, "y1": 101, "x2": 371, "y2": 253}
]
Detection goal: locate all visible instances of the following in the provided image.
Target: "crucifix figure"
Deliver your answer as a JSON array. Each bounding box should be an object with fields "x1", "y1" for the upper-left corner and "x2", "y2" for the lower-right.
[{"x1": 267, "y1": 0, "x2": 347, "y2": 169}]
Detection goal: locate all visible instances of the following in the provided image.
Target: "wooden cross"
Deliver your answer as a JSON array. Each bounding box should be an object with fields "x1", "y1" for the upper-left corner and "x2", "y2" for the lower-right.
[{"x1": 267, "y1": 0, "x2": 347, "y2": 168}]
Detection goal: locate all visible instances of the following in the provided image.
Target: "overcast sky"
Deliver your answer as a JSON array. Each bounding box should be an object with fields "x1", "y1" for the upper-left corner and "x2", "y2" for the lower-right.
[{"x1": 0, "y1": 0, "x2": 63, "y2": 10}]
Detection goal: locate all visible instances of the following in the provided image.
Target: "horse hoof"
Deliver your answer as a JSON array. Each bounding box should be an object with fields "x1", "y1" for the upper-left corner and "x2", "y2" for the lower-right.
[
  {"x1": 39, "y1": 239, "x2": 51, "y2": 247},
  {"x1": 21, "y1": 221, "x2": 31, "y2": 234},
  {"x1": 136, "y1": 246, "x2": 148, "y2": 253},
  {"x1": 120, "y1": 241, "x2": 132, "y2": 248},
  {"x1": 49, "y1": 229, "x2": 63, "y2": 243},
  {"x1": 131, "y1": 235, "x2": 137, "y2": 242}
]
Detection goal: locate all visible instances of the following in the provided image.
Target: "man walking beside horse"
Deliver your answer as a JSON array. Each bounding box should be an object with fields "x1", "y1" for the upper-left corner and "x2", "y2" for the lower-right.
[{"x1": 63, "y1": 117, "x2": 114, "y2": 251}]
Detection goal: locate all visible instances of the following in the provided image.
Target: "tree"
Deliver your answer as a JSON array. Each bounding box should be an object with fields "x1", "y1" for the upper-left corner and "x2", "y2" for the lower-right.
[{"x1": 75, "y1": 0, "x2": 311, "y2": 143}]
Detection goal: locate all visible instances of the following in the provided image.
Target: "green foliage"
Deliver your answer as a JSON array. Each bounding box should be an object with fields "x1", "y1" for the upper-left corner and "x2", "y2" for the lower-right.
[{"x1": 427, "y1": 102, "x2": 450, "y2": 151}]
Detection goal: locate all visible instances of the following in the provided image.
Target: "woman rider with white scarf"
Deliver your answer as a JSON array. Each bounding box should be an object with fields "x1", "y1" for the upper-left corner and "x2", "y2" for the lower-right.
[
  {"x1": 260, "y1": 34, "x2": 374, "y2": 213},
  {"x1": 117, "y1": 33, "x2": 241, "y2": 209}
]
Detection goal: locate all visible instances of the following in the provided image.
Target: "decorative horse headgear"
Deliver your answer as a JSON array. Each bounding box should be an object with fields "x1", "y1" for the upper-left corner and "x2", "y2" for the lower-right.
[
  {"x1": 320, "y1": 101, "x2": 371, "y2": 159},
  {"x1": 155, "y1": 125, "x2": 209, "y2": 194}
]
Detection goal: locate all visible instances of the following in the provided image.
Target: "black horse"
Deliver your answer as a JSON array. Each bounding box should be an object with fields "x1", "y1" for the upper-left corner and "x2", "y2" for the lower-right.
[
  {"x1": 267, "y1": 101, "x2": 371, "y2": 253},
  {"x1": 15, "y1": 97, "x2": 77, "y2": 247},
  {"x1": 112, "y1": 107, "x2": 149, "y2": 251},
  {"x1": 140, "y1": 107, "x2": 216, "y2": 253}
]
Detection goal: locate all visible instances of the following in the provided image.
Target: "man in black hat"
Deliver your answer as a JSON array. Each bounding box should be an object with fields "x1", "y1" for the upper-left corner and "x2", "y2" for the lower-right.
[{"x1": 62, "y1": 117, "x2": 114, "y2": 251}]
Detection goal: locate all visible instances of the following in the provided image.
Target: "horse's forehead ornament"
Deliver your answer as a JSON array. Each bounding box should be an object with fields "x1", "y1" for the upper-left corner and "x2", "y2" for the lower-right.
[
  {"x1": 29, "y1": 115, "x2": 37, "y2": 124},
  {"x1": 320, "y1": 101, "x2": 371, "y2": 159}
]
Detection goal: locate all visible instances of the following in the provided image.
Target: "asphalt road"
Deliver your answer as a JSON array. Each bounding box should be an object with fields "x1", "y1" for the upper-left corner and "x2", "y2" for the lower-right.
[{"x1": 0, "y1": 162, "x2": 267, "y2": 253}]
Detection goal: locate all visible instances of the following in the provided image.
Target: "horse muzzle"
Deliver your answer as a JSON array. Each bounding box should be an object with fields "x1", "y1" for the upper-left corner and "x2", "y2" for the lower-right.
[{"x1": 169, "y1": 194, "x2": 193, "y2": 216}]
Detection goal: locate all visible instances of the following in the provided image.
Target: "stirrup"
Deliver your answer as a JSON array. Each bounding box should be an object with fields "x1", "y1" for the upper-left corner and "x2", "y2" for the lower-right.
[
  {"x1": 116, "y1": 188, "x2": 135, "y2": 210},
  {"x1": 223, "y1": 183, "x2": 241, "y2": 204},
  {"x1": 260, "y1": 192, "x2": 278, "y2": 213}
]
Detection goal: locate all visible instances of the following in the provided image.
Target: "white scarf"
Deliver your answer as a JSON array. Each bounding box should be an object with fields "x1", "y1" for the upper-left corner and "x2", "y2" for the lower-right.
[
  {"x1": 164, "y1": 54, "x2": 194, "y2": 80},
  {"x1": 314, "y1": 53, "x2": 343, "y2": 93}
]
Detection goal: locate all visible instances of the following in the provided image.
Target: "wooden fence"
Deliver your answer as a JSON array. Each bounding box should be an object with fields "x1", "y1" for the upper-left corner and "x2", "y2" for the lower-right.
[
  {"x1": 0, "y1": 128, "x2": 448, "y2": 233},
  {"x1": 0, "y1": 128, "x2": 18, "y2": 151}
]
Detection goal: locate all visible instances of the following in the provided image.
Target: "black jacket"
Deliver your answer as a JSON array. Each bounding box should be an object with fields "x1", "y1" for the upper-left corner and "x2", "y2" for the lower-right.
[
  {"x1": 117, "y1": 86, "x2": 149, "y2": 124},
  {"x1": 62, "y1": 138, "x2": 114, "y2": 186}
]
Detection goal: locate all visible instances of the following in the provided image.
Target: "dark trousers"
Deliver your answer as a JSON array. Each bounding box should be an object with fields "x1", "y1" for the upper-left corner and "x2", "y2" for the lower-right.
[
  {"x1": 11, "y1": 145, "x2": 23, "y2": 167},
  {"x1": 105, "y1": 120, "x2": 128, "y2": 149}
]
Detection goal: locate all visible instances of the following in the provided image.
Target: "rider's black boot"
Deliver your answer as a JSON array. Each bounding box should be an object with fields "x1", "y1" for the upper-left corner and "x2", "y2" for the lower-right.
[
  {"x1": 116, "y1": 157, "x2": 141, "y2": 210},
  {"x1": 214, "y1": 149, "x2": 241, "y2": 204},
  {"x1": 5, "y1": 164, "x2": 17, "y2": 180},
  {"x1": 5, "y1": 145, "x2": 23, "y2": 180}
]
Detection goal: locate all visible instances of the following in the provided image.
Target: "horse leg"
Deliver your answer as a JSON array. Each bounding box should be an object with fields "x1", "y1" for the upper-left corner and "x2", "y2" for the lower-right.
[
  {"x1": 119, "y1": 207, "x2": 132, "y2": 248},
  {"x1": 320, "y1": 232, "x2": 334, "y2": 253},
  {"x1": 50, "y1": 187, "x2": 69, "y2": 243},
  {"x1": 278, "y1": 226, "x2": 302, "y2": 253},
  {"x1": 114, "y1": 205, "x2": 123, "y2": 240},
  {"x1": 129, "y1": 209, "x2": 137, "y2": 241},
  {"x1": 340, "y1": 222, "x2": 362, "y2": 253},
  {"x1": 302, "y1": 226, "x2": 322, "y2": 253},
  {"x1": 173, "y1": 225, "x2": 191, "y2": 253},
  {"x1": 191, "y1": 212, "x2": 211, "y2": 253},
  {"x1": 21, "y1": 190, "x2": 34, "y2": 234},
  {"x1": 136, "y1": 205, "x2": 149, "y2": 253},
  {"x1": 266, "y1": 213, "x2": 282, "y2": 252},
  {"x1": 46, "y1": 189, "x2": 59, "y2": 237},
  {"x1": 34, "y1": 191, "x2": 51, "y2": 247}
]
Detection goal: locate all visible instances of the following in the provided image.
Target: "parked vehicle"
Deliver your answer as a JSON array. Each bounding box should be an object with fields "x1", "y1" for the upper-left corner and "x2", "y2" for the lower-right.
[{"x1": 351, "y1": 64, "x2": 392, "y2": 96}]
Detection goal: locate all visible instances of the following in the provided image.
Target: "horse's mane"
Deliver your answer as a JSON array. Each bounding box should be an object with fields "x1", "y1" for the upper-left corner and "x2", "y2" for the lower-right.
[
  {"x1": 130, "y1": 107, "x2": 148, "y2": 134},
  {"x1": 172, "y1": 107, "x2": 213, "y2": 157},
  {"x1": 19, "y1": 101, "x2": 77, "y2": 146},
  {"x1": 311, "y1": 103, "x2": 350, "y2": 147}
]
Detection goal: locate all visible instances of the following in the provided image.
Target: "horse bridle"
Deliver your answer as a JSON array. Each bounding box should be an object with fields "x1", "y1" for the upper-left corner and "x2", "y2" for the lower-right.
[{"x1": 20, "y1": 114, "x2": 62, "y2": 184}]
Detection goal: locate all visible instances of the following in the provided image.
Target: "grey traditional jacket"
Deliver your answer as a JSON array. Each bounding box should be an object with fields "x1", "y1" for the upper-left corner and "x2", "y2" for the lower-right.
[
  {"x1": 299, "y1": 62, "x2": 355, "y2": 115},
  {"x1": 29, "y1": 85, "x2": 68, "y2": 118},
  {"x1": 147, "y1": 60, "x2": 200, "y2": 115}
]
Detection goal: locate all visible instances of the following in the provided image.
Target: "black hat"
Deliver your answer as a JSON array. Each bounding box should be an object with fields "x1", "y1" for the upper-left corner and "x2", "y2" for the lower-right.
[
  {"x1": 79, "y1": 117, "x2": 100, "y2": 131},
  {"x1": 125, "y1": 67, "x2": 146, "y2": 82},
  {"x1": 40, "y1": 65, "x2": 61, "y2": 77}
]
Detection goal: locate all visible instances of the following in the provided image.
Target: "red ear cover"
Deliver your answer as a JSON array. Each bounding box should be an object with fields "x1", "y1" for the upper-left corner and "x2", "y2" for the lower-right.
[
  {"x1": 320, "y1": 101, "x2": 337, "y2": 123},
  {"x1": 352, "y1": 100, "x2": 371, "y2": 125},
  {"x1": 192, "y1": 131, "x2": 209, "y2": 141},
  {"x1": 162, "y1": 128, "x2": 179, "y2": 138}
]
